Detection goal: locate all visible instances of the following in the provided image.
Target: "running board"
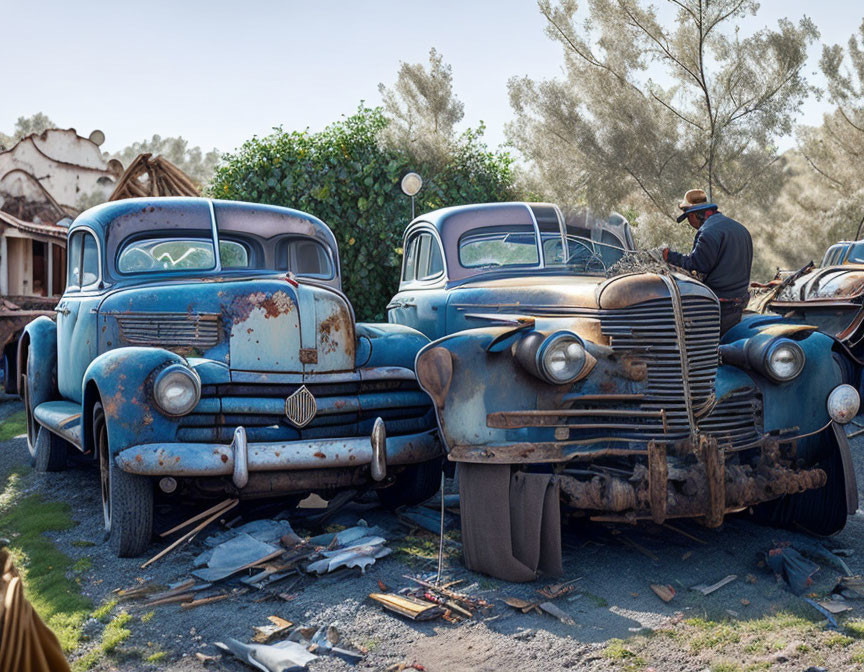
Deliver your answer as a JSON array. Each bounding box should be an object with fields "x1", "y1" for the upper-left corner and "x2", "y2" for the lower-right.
[{"x1": 33, "y1": 401, "x2": 83, "y2": 449}]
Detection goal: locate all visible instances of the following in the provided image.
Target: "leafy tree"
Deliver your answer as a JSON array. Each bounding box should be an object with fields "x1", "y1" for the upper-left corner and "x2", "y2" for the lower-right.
[
  {"x1": 795, "y1": 20, "x2": 864, "y2": 237},
  {"x1": 209, "y1": 107, "x2": 517, "y2": 321},
  {"x1": 379, "y1": 48, "x2": 466, "y2": 168},
  {"x1": 112, "y1": 135, "x2": 220, "y2": 186},
  {"x1": 13, "y1": 112, "x2": 56, "y2": 140},
  {"x1": 508, "y1": 0, "x2": 818, "y2": 229}
]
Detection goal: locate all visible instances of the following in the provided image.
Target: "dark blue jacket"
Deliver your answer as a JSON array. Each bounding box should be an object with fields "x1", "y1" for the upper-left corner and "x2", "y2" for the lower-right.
[{"x1": 666, "y1": 212, "x2": 752, "y2": 300}]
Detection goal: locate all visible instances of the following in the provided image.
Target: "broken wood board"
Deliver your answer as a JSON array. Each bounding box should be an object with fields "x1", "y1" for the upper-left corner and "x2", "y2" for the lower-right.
[
  {"x1": 369, "y1": 593, "x2": 444, "y2": 621},
  {"x1": 690, "y1": 574, "x2": 737, "y2": 596}
]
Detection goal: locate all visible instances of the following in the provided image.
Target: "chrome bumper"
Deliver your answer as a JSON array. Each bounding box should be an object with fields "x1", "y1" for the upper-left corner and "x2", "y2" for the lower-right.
[{"x1": 115, "y1": 425, "x2": 441, "y2": 487}]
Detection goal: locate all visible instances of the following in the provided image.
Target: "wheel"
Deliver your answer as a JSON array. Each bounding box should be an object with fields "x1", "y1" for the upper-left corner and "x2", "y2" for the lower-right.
[
  {"x1": 376, "y1": 457, "x2": 443, "y2": 509},
  {"x1": 22, "y1": 346, "x2": 40, "y2": 458},
  {"x1": 2, "y1": 344, "x2": 17, "y2": 395},
  {"x1": 752, "y1": 431, "x2": 847, "y2": 536},
  {"x1": 94, "y1": 401, "x2": 153, "y2": 557},
  {"x1": 33, "y1": 427, "x2": 67, "y2": 472}
]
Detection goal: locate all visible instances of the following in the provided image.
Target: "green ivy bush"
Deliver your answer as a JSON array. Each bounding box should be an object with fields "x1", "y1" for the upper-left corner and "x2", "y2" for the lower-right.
[{"x1": 208, "y1": 107, "x2": 518, "y2": 321}]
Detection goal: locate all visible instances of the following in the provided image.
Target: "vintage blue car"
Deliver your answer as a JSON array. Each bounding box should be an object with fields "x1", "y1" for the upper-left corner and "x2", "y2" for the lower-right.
[
  {"x1": 389, "y1": 202, "x2": 860, "y2": 581},
  {"x1": 19, "y1": 198, "x2": 442, "y2": 556}
]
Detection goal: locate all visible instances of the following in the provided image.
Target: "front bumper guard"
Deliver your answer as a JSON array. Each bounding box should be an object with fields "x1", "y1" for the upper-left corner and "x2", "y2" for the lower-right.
[{"x1": 115, "y1": 423, "x2": 440, "y2": 488}]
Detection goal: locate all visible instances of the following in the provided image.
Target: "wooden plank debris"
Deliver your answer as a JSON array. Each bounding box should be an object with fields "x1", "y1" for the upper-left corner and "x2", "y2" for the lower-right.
[
  {"x1": 369, "y1": 593, "x2": 444, "y2": 621},
  {"x1": 141, "y1": 500, "x2": 238, "y2": 569},
  {"x1": 159, "y1": 498, "x2": 238, "y2": 538},
  {"x1": 690, "y1": 574, "x2": 737, "y2": 596}
]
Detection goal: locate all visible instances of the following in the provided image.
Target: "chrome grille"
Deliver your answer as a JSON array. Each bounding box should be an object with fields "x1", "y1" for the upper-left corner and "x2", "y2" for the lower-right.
[
  {"x1": 601, "y1": 296, "x2": 720, "y2": 433},
  {"x1": 698, "y1": 388, "x2": 762, "y2": 448},
  {"x1": 178, "y1": 378, "x2": 434, "y2": 443},
  {"x1": 117, "y1": 312, "x2": 222, "y2": 348}
]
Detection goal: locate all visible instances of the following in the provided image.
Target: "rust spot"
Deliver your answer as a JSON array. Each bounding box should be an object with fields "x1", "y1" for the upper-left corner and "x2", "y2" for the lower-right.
[
  {"x1": 174, "y1": 456, "x2": 181, "y2": 463},
  {"x1": 299, "y1": 348, "x2": 318, "y2": 364},
  {"x1": 221, "y1": 454, "x2": 228, "y2": 463},
  {"x1": 314, "y1": 451, "x2": 326, "y2": 459},
  {"x1": 135, "y1": 454, "x2": 143, "y2": 462},
  {"x1": 318, "y1": 313, "x2": 344, "y2": 354}
]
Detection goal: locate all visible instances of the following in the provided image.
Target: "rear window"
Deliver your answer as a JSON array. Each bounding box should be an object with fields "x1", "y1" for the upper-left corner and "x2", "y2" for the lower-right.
[
  {"x1": 276, "y1": 238, "x2": 334, "y2": 278},
  {"x1": 458, "y1": 225, "x2": 540, "y2": 269},
  {"x1": 117, "y1": 238, "x2": 216, "y2": 273}
]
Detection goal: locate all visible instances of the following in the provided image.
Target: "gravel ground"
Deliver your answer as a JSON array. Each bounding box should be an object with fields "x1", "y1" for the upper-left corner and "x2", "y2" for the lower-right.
[{"x1": 3, "y1": 397, "x2": 864, "y2": 671}]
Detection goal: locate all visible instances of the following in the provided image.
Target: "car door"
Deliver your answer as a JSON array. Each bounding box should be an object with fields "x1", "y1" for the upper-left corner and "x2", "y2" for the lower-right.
[
  {"x1": 57, "y1": 229, "x2": 103, "y2": 403},
  {"x1": 388, "y1": 230, "x2": 447, "y2": 339}
]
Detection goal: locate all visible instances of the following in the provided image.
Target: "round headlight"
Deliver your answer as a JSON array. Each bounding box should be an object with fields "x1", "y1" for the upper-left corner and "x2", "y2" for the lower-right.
[
  {"x1": 764, "y1": 340, "x2": 805, "y2": 381},
  {"x1": 153, "y1": 365, "x2": 201, "y2": 417},
  {"x1": 538, "y1": 333, "x2": 588, "y2": 384},
  {"x1": 828, "y1": 384, "x2": 860, "y2": 424}
]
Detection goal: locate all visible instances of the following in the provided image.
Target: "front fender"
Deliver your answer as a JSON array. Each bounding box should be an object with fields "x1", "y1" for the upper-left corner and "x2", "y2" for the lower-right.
[
  {"x1": 82, "y1": 347, "x2": 187, "y2": 456},
  {"x1": 355, "y1": 323, "x2": 430, "y2": 371},
  {"x1": 18, "y1": 316, "x2": 58, "y2": 409}
]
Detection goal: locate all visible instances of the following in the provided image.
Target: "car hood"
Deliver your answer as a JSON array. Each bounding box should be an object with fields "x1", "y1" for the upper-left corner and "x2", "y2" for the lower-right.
[
  {"x1": 447, "y1": 271, "x2": 714, "y2": 314},
  {"x1": 97, "y1": 276, "x2": 355, "y2": 373}
]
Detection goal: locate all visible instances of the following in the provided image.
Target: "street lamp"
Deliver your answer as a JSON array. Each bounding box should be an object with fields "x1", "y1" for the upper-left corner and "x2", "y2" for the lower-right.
[{"x1": 401, "y1": 172, "x2": 423, "y2": 219}]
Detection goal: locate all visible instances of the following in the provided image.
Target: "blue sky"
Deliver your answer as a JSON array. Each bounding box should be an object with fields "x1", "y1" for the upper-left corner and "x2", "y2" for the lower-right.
[{"x1": 3, "y1": 0, "x2": 862, "y2": 156}]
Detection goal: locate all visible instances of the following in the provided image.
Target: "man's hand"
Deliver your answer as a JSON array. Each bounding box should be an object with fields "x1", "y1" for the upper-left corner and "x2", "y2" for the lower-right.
[{"x1": 662, "y1": 248, "x2": 670, "y2": 261}]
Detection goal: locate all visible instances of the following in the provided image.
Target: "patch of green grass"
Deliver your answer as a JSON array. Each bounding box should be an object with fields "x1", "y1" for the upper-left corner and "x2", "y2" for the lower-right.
[
  {"x1": 145, "y1": 651, "x2": 168, "y2": 663},
  {"x1": 140, "y1": 610, "x2": 155, "y2": 623},
  {"x1": 0, "y1": 410, "x2": 27, "y2": 442},
  {"x1": 744, "y1": 663, "x2": 772, "y2": 672},
  {"x1": 710, "y1": 663, "x2": 742, "y2": 672},
  {"x1": 796, "y1": 643, "x2": 812, "y2": 653},
  {"x1": 71, "y1": 540, "x2": 96, "y2": 548},
  {"x1": 825, "y1": 633, "x2": 853, "y2": 648},
  {"x1": 0, "y1": 470, "x2": 91, "y2": 651},
  {"x1": 577, "y1": 590, "x2": 609, "y2": 608},
  {"x1": 92, "y1": 599, "x2": 117, "y2": 622},
  {"x1": 851, "y1": 645, "x2": 864, "y2": 664},
  {"x1": 72, "y1": 557, "x2": 92, "y2": 574},
  {"x1": 71, "y1": 611, "x2": 133, "y2": 672},
  {"x1": 846, "y1": 619, "x2": 864, "y2": 639},
  {"x1": 360, "y1": 638, "x2": 379, "y2": 652},
  {"x1": 685, "y1": 618, "x2": 741, "y2": 652},
  {"x1": 603, "y1": 638, "x2": 646, "y2": 668}
]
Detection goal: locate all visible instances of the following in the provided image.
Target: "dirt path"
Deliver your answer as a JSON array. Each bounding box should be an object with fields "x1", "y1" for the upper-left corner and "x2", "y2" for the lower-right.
[{"x1": 3, "y1": 397, "x2": 864, "y2": 671}]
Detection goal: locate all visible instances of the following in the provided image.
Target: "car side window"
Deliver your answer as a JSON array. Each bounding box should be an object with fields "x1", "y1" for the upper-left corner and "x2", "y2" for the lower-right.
[
  {"x1": 81, "y1": 233, "x2": 99, "y2": 287},
  {"x1": 424, "y1": 238, "x2": 444, "y2": 279},
  {"x1": 403, "y1": 232, "x2": 443, "y2": 283},
  {"x1": 67, "y1": 232, "x2": 83, "y2": 289},
  {"x1": 402, "y1": 235, "x2": 419, "y2": 281}
]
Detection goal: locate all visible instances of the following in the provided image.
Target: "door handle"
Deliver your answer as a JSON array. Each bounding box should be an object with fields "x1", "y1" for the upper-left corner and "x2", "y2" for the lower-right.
[{"x1": 54, "y1": 303, "x2": 70, "y2": 316}]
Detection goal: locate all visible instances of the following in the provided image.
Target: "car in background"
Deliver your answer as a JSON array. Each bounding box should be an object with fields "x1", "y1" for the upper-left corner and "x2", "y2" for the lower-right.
[
  {"x1": 761, "y1": 239, "x2": 864, "y2": 369},
  {"x1": 388, "y1": 202, "x2": 859, "y2": 581},
  {"x1": 20, "y1": 198, "x2": 442, "y2": 556}
]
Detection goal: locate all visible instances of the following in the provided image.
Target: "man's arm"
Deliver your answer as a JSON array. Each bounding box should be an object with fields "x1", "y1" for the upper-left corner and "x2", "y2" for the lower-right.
[{"x1": 665, "y1": 228, "x2": 721, "y2": 274}]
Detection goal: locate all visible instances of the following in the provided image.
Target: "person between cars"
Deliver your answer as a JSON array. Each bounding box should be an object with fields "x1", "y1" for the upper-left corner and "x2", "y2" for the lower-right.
[{"x1": 663, "y1": 189, "x2": 752, "y2": 335}]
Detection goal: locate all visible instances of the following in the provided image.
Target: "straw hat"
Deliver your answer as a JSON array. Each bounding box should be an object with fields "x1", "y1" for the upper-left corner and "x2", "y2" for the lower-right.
[{"x1": 676, "y1": 189, "x2": 718, "y2": 222}]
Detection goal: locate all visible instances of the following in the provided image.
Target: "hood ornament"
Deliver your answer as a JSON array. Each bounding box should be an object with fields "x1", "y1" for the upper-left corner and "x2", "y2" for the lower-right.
[{"x1": 285, "y1": 385, "x2": 317, "y2": 428}]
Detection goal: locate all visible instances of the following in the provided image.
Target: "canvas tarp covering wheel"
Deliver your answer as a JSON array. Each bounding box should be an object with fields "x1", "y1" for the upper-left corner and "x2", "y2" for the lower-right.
[{"x1": 0, "y1": 548, "x2": 70, "y2": 672}]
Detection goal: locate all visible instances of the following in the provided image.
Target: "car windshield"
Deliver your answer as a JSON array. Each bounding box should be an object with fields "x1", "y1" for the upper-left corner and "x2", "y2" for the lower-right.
[
  {"x1": 545, "y1": 234, "x2": 626, "y2": 272},
  {"x1": 118, "y1": 238, "x2": 217, "y2": 273}
]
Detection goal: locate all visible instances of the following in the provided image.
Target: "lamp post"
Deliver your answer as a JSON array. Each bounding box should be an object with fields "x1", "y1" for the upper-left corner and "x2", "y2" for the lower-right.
[{"x1": 400, "y1": 172, "x2": 423, "y2": 219}]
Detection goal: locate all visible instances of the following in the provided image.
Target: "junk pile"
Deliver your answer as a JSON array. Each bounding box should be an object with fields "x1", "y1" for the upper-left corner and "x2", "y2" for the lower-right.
[
  {"x1": 604, "y1": 247, "x2": 701, "y2": 280},
  {"x1": 119, "y1": 498, "x2": 391, "y2": 610},
  {"x1": 369, "y1": 574, "x2": 490, "y2": 624},
  {"x1": 108, "y1": 153, "x2": 200, "y2": 201}
]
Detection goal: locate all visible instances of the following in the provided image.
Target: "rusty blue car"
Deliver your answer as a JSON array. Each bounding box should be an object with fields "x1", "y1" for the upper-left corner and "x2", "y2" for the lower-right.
[
  {"x1": 19, "y1": 198, "x2": 442, "y2": 556},
  {"x1": 389, "y1": 203, "x2": 860, "y2": 581}
]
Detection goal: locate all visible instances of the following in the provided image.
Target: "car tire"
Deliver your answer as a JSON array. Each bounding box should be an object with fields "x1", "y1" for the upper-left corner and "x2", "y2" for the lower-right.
[
  {"x1": 752, "y1": 433, "x2": 847, "y2": 536},
  {"x1": 95, "y1": 401, "x2": 153, "y2": 557},
  {"x1": 376, "y1": 457, "x2": 443, "y2": 509},
  {"x1": 33, "y1": 427, "x2": 67, "y2": 472},
  {"x1": 22, "y1": 346, "x2": 40, "y2": 459},
  {"x1": 2, "y1": 344, "x2": 17, "y2": 395}
]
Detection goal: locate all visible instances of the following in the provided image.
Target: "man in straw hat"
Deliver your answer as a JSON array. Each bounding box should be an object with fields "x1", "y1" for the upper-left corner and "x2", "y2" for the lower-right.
[{"x1": 663, "y1": 189, "x2": 752, "y2": 335}]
